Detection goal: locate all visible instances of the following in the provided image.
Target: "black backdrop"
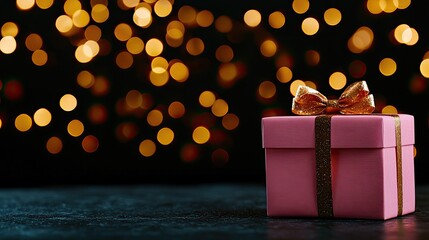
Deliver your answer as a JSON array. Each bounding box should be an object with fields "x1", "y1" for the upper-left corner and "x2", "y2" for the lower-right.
[{"x1": 0, "y1": 0, "x2": 428, "y2": 186}]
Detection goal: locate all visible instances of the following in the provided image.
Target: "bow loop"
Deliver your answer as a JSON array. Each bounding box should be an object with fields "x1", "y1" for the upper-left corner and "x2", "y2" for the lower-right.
[{"x1": 292, "y1": 81, "x2": 375, "y2": 115}]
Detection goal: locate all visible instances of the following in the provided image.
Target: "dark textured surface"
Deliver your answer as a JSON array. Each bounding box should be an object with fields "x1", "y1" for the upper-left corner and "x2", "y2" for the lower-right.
[{"x1": 0, "y1": 184, "x2": 428, "y2": 239}]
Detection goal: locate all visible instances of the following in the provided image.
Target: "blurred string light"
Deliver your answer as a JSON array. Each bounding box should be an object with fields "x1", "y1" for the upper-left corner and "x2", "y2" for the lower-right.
[{"x1": 0, "y1": 0, "x2": 425, "y2": 166}]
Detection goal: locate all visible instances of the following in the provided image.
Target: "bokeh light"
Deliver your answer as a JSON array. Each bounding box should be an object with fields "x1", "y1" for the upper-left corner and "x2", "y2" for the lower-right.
[
  {"x1": 157, "y1": 127, "x2": 174, "y2": 145},
  {"x1": 193, "y1": 126, "x2": 210, "y2": 144},
  {"x1": 382, "y1": 105, "x2": 398, "y2": 114},
  {"x1": 46, "y1": 136, "x2": 63, "y2": 154},
  {"x1": 290, "y1": 80, "x2": 306, "y2": 96},
  {"x1": 269, "y1": 11, "x2": 286, "y2": 29},
  {"x1": 67, "y1": 119, "x2": 84, "y2": 137},
  {"x1": 139, "y1": 139, "x2": 156, "y2": 157},
  {"x1": 244, "y1": 9, "x2": 262, "y2": 27},
  {"x1": 379, "y1": 58, "x2": 397, "y2": 76},
  {"x1": 276, "y1": 67, "x2": 293, "y2": 83},
  {"x1": 82, "y1": 135, "x2": 99, "y2": 153},
  {"x1": 60, "y1": 94, "x2": 77, "y2": 112},
  {"x1": 329, "y1": 72, "x2": 347, "y2": 90},
  {"x1": 292, "y1": 0, "x2": 310, "y2": 14},
  {"x1": 33, "y1": 108, "x2": 52, "y2": 127},
  {"x1": 0, "y1": 36, "x2": 17, "y2": 54},
  {"x1": 15, "y1": 114, "x2": 32, "y2": 132},
  {"x1": 301, "y1": 17, "x2": 319, "y2": 35},
  {"x1": 324, "y1": 8, "x2": 342, "y2": 26}
]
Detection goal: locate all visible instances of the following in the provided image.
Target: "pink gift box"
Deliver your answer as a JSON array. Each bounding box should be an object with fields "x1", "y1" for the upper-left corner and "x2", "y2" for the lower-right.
[{"x1": 262, "y1": 114, "x2": 415, "y2": 220}]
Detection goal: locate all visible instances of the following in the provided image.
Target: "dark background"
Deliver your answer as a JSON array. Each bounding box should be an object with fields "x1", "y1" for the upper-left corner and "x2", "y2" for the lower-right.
[{"x1": 0, "y1": 0, "x2": 428, "y2": 186}]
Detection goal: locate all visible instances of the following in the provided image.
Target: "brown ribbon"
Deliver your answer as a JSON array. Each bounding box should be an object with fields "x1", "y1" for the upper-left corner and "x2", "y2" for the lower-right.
[{"x1": 315, "y1": 115, "x2": 334, "y2": 217}]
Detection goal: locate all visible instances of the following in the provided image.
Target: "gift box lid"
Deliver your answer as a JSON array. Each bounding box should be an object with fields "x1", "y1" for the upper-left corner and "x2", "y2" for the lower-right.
[{"x1": 262, "y1": 114, "x2": 414, "y2": 149}]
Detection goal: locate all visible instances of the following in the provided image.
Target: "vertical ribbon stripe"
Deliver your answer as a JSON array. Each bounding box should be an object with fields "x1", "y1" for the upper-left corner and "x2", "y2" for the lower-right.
[
  {"x1": 393, "y1": 115, "x2": 403, "y2": 216},
  {"x1": 315, "y1": 115, "x2": 334, "y2": 217}
]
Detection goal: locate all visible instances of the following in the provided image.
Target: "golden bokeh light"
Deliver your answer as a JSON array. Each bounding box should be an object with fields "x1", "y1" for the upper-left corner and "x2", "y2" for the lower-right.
[
  {"x1": 260, "y1": 40, "x2": 277, "y2": 57},
  {"x1": 149, "y1": 70, "x2": 169, "y2": 86},
  {"x1": 116, "y1": 51, "x2": 134, "y2": 69},
  {"x1": 178, "y1": 5, "x2": 197, "y2": 26},
  {"x1": 91, "y1": 4, "x2": 109, "y2": 23},
  {"x1": 77, "y1": 70, "x2": 95, "y2": 88},
  {"x1": 139, "y1": 139, "x2": 156, "y2": 157},
  {"x1": 1, "y1": 22, "x2": 19, "y2": 37},
  {"x1": 305, "y1": 81, "x2": 317, "y2": 89},
  {"x1": 348, "y1": 26, "x2": 374, "y2": 53},
  {"x1": 133, "y1": 6, "x2": 152, "y2": 28},
  {"x1": 420, "y1": 59, "x2": 429, "y2": 78},
  {"x1": 123, "y1": 0, "x2": 139, "y2": 8},
  {"x1": 268, "y1": 11, "x2": 286, "y2": 29},
  {"x1": 290, "y1": 79, "x2": 306, "y2": 96},
  {"x1": 216, "y1": 45, "x2": 234, "y2": 63},
  {"x1": 215, "y1": 16, "x2": 233, "y2": 33},
  {"x1": 32, "y1": 49, "x2": 48, "y2": 66},
  {"x1": 193, "y1": 126, "x2": 210, "y2": 144},
  {"x1": 75, "y1": 44, "x2": 92, "y2": 63},
  {"x1": 381, "y1": 0, "x2": 398, "y2": 13},
  {"x1": 33, "y1": 108, "x2": 52, "y2": 127},
  {"x1": 258, "y1": 81, "x2": 276, "y2": 99},
  {"x1": 379, "y1": 58, "x2": 397, "y2": 76},
  {"x1": 168, "y1": 101, "x2": 186, "y2": 119},
  {"x1": 60, "y1": 94, "x2": 77, "y2": 112},
  {"x1": 151, "y1": 57, "x2": 168, "y2": 73},
  {"x1": 114, "y1": 23, "x2": 133, "y2": 41},
  {"x1": 126, "y1": 37, "x2": 144, "y2": 54},
  {"x1": 73, "y1": 9, "x2": 90, "y2": 28},
  {"x1": 147, "y1": 109, "x2": 163, "y2": 127},
  {"x1": 405, "y1": 28, "x2": 419, "y2": 46},
  {"x1": 196, "y1": 10, "x2": 214, "y2": 27},
  {"x1": 0, "y1": 36, "x2": 17, "y2": 54},
  {"x1": 154, "y1": 0, "x2": 172, "y2": 17},
  {"x1": 292, "y1": 0, "x2": 310, "y2": 14},
  {"x1": 82, "y1": 135, "x2": 99, "y2": 153},
  {"x1": 211, "y1": 99, "x2": 229, "y2": 117},
  {"x1": 85, "y1": 25, "x2": 102, "y2": 41},
  {"x1": 276, "y1": 67, "x2": 293, "y2": 83},
  {"x1": 167, "y1": 20, "x2": 185, "y2": 39},
  {"x1": 199, "y1": 91, "x2": 216, "y2": 108},
  {"x1": 64, "y1": 0, "x2": 81, "y2": 16},
  {"x1": 125, "y1": 89, "x2": 142, "y2": 109},
  {"x1": 46, "y1": 136, "x2": 63, "y2": 154},
  {"x1": 170, "y1": 62, "x2": 189, "y2": 82},
  {"x1": 157, "y1": 127, "x2": 174, "y2": 145},
  {"x1": 56, "y1": 15, "x2": 73, "y2": 33},
  {"x1": 67, "y1": 119, "x2": 84, "y2": 137},
  {"x1": 146, "y1": 38, "x2": 163, "y2": 57},
  {"x1": 324, "y1": 8, "x2": 342, "y2": 26},
  {"x1": 25, "y1": 33, "x2": 43, "y2": 51},
  {"x1": 301, "y1": 17, "x2": 319, "y2": 36},
  {"x1": 15, "y1": 114, "x2": 32, "y2": 132},
  {"x1": 218, "y1": 63, "x2": 238, "y2": 82},
  {"x1": 244, "y1": 9, "x2": 262, "y2": 27},
  {"x1": 36, "y1": 0, "x2": 54, "y2": 9},
  {"x1": 91, "y1": 76, "x2": 110, "y2": 96},
  {"x1": 222, "y1": 113, "x2": 239, "y2": 130},
  {"x1": 382, "y1": 105, "x2": 398, "y2": 114},
  {"x1": 17, "y1": 0, "x2": 35, "y2": 10},
  {"x1": 186, "y1": 38, "x2": 204, "y2": 56},
  {"x1": 367, "y1": 0, "x2": 383, "y2": 14},
  {"x1": 397, "y1": 0, "x2": 411, "y2": 9},
  {"x1": 329, "y1": 72, "x2": 347, "y2": 90}
]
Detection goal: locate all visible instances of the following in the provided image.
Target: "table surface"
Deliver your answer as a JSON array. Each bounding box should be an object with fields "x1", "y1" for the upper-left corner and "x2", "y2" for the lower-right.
[{"x1": 0, "y1": 184, "x2": 428, "y2": 240}]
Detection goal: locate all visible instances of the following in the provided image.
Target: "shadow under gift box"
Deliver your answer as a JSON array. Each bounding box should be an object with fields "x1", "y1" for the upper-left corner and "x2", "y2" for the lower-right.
[{"x1": 262, "y1": 114, "x2": 415, "y2": 220}]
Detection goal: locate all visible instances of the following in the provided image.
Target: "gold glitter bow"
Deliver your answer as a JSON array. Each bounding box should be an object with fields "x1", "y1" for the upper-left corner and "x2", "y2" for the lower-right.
[{"x1": 292, "y1": 81, "x2": 375, "y2": 115}]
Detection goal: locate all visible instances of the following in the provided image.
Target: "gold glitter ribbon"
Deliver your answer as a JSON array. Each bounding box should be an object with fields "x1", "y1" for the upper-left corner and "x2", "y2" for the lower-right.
[
  {"x1": 315, "y1": 115, "x2": 334, "y2": 217},
  {"x1": 292, "y1": 81, "x2": 375, "y2": 115},
  {"x1": 393, "y1": 115, "x2": 403, "y2": 216}
]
